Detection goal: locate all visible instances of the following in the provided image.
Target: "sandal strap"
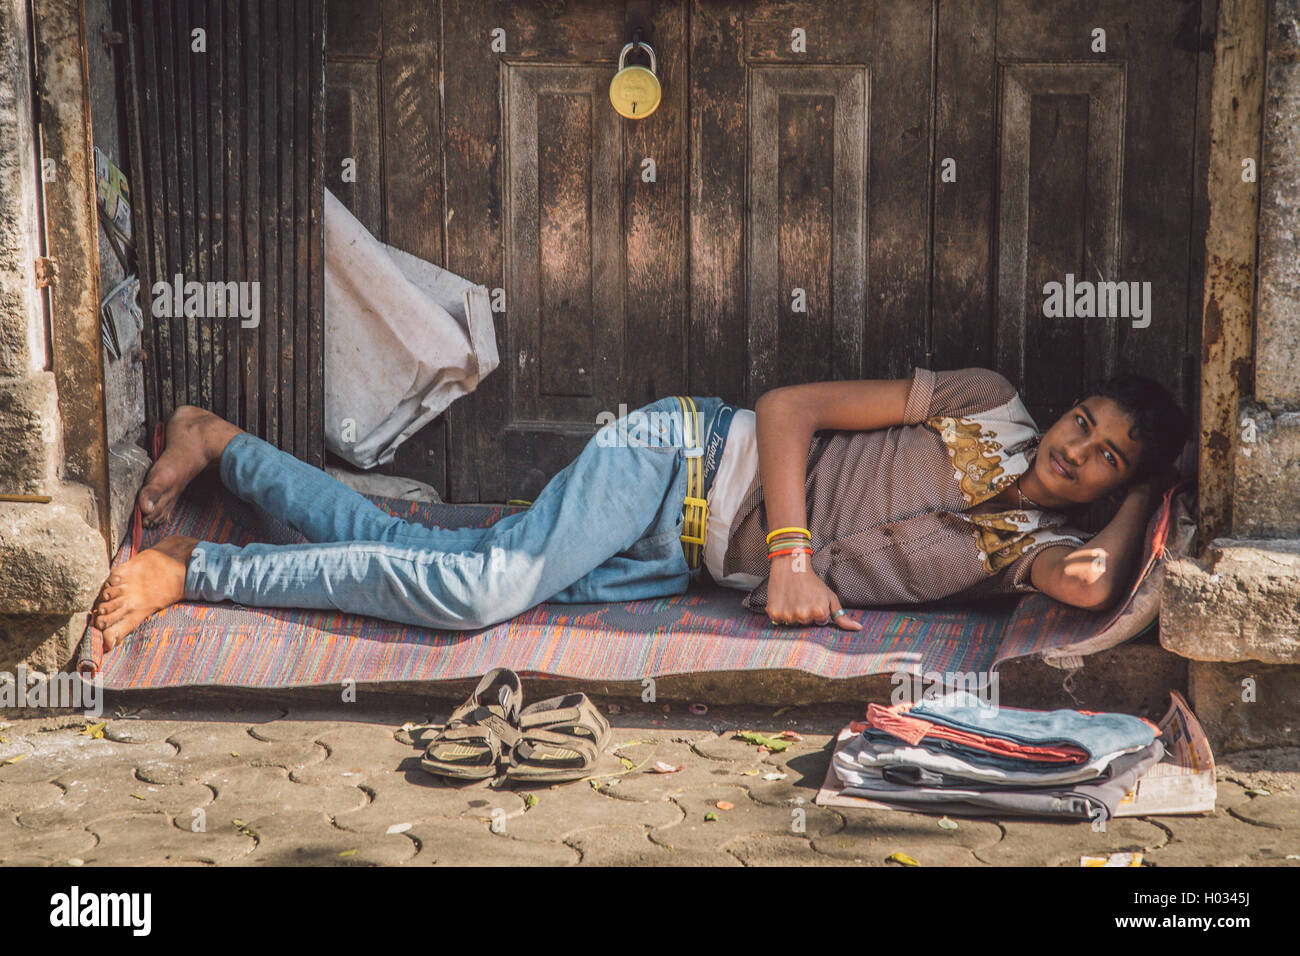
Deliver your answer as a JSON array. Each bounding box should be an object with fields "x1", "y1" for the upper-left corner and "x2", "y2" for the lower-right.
[
  {"x1": 445, "y1": 704, "x2": 521, "y2": 749},
  {"x1": 519, "y1": 693, "x2": 608, "y2": 745},
  {"x1": 511, "y1": 728, "x2": 599, "y2": 767},
  {"x1": 424, "y1": 724, "x2": 503, "y2": 768},
  {"x1": 468, "y1": 667, "x2": 523, "y2": 723}
]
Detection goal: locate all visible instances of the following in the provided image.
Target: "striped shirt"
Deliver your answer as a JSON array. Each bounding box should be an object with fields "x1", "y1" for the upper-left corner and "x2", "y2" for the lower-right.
[{"x1": 721, "y1": 367, "x2": 1091, "y2": 611}]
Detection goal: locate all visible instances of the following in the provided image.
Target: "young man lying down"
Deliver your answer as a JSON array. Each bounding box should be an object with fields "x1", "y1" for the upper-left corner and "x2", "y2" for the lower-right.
[{"x1": 90, "y1": 366, "x2": 1188, "y2": 648}]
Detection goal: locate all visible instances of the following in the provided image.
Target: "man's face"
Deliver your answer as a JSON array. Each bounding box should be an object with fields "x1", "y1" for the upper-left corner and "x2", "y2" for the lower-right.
[{"x1": 1034, "y1": 397, "x2": 1144, "y2": 505}]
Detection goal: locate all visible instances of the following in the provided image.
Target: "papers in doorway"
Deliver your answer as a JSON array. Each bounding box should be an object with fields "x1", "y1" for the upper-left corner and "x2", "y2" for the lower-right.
[
  {"x1": 323, "y1": 188, "x2": 499, "y2": 469},
  {"x1": 815, "y1": 690, "x2": 1216, "y2": 817}
]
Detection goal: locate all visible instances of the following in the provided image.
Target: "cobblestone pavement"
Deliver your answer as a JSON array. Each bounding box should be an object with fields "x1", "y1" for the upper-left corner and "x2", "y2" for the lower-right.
[{"x1": 1, "y1": 699, "x2": 1296, "y2": 866}]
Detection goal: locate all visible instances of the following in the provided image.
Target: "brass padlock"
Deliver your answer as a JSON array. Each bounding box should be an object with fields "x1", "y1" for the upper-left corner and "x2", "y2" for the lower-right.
[{"x1": 609, "y1": 40, "x2": 661, "y2": 119}]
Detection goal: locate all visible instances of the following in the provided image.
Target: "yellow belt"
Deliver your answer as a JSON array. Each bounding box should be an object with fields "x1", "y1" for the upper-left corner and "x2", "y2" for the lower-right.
[{"x1": 675, "y1": 396, "x2": 708, "y2": 570}]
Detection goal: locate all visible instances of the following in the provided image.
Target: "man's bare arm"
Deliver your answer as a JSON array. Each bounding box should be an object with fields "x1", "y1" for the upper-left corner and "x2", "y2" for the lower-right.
[
  {"x1": 753, "y1": 379, "x2": 911, "y2": 628},
  {"x1": 1029, "y1": 483, "x2": 1157, "y2": 611}
]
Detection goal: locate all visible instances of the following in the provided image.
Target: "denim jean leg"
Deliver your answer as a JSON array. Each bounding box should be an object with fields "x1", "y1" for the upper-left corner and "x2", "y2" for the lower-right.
[
  {"x1": 187, "y1": 398, "x2": 692, "y2": 630},
  {"x1": 218, "y1": 431, "x2": 510, "y2": 550},
  {"x1": 550, "y1": 395, "x2": 720, "y2": 603}
]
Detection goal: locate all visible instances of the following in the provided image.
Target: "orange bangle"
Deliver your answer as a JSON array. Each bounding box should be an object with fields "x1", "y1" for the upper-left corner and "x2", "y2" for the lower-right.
[{"x1": 767, "y1": 546, "x2": 813, "y2": 561}]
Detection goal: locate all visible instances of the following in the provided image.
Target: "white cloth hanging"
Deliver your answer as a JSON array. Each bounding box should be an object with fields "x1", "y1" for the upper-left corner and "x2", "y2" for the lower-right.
[{"x1": 323, "y1": 187, "x2": 498, "y2": 469}]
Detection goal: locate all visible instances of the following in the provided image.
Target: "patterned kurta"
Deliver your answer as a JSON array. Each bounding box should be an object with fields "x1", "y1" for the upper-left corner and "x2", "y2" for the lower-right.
[{"x1": 722, "y1": 366, "x2": 1091, "y2": 611}]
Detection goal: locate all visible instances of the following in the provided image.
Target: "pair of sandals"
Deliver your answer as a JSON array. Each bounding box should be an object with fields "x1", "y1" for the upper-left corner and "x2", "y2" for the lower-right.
[{"x1": 419, "y1": 668, "x2": 611, "y2": 784}]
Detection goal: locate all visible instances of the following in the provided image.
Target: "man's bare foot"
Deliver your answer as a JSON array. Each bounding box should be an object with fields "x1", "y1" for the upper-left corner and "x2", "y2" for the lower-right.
[
  {"x1": 137, "y1": 406, "x2": 242, "y2": 527},
  {"x1": 91, "y1": 535, "x2": 199, "y2": 651}
]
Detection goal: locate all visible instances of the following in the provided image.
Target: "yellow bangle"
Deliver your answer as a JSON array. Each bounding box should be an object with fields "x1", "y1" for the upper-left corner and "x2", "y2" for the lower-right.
[{"x1": 766, "y1": 526, "x2": 811, "y2": 544}]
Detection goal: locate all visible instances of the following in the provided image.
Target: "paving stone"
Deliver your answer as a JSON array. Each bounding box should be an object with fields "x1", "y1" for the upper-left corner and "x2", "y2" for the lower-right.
[
  {"x1": 133, "y1": 754, "x2": 211, "y2": 786},
  {"x1": 227, "y1": 810, "x2": 416, "y2": 866},
  {"x1": 87, "y1": 811, "x2": 252, "y2": 865},
  {"x1": 811, "y1": 805, "x2": 1001, "y2": 866},
  {"x1": 1216, "y1": 746, "x2": 1300, "y2": 796},
  {"x1": 0, "y1": 817, "x2": 97, "y2": 864},
  {"x1": 1143, "y1": 809, "x2": 1299, "y2": 867},
  {"x1": 312, "y1": 726, "x2": 418, "y2": 772},
  {"x1": 501, "y1": 779, "x2": 680, "y2": 842},
  {"x1": 246, "y1": 714, "x2": 377, "y2": 743},
  {"x1": 0, "y1": 730, "x2": 174, "y2": 784},
  {"x1": 1224, "y1": 790, "x2": 1300, "y2": 831},
  {"x1": 728, "y1": 833, "x2": 866, "y2": 867},
  {"x1": 19, "y1": 765, "x2": 213, "y2": 829},
  {"x1": 202, "y1": 765, "x2": 368, "y2": 816},
  {"x1": 456, "y1": 790, "x2": 530, "y2": 828},
  {"x1": 690, "y1": 731, "x2": 786, "y2": 764},
  {"x1": 975, "y1": 817, "x2": 1168, "y2": 866},
  {"x1": 146, "y1": 718, "x2": 328, "y2": 772},
  {"x1": 4, "y1": 706, "x2": 1296, "y2": 866},
  {"x1": 650, "y1": 784, "x2": 841, "y2": 854},
  {"x1": 739, "y1": 749, "x2": 834, "y2": 809},
  {"x1": 402, "y1": 818, "x2": 579, "y2": 866},
  {"x1": 331, "y1": 770, "x2": 506, "y2": 834},
  {"x1": 591, "y1": 739, "x2": 734, "y2": 803},
  {"x1": 0, "y1": 735, "x2": 37, "y2": 764},
  {"x1": 102, "y1": 718, "x2": 186, "y2": 744},
  {"x1": 566, "y1": 824, "x2": 735, "y2": 866},
  {"x1": 0, "y1": 780, "x2": 63, "y2": 816}
]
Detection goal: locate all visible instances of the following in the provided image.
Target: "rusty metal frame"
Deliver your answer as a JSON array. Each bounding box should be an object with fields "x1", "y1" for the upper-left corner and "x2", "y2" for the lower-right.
[
  {"x1": 31, "y1": 0, "x2": 113, "y2": 555},
  {"x1": 1194, "y1": 0, "x2": 1268, "y2": 549}
]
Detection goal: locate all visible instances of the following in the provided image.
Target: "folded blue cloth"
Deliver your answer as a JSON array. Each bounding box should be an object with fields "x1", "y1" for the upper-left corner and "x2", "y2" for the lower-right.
[
  {"x1": 859, "y1": 728, "x2": 1143, "y2": 776},
  {"x1": 907, "y1": 691, "x2": 1156, "y2": 761}
]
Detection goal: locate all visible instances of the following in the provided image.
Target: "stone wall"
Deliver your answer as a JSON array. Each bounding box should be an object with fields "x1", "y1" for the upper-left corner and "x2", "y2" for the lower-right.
[{"x1": 0, "y1": 0, "x2": 109, "y2": 669}]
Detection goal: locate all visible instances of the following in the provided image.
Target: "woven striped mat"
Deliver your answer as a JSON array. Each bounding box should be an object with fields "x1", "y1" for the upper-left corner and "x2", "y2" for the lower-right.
[{"x1": 76, "y1": 473, "x2": 1165, "y2": 689}]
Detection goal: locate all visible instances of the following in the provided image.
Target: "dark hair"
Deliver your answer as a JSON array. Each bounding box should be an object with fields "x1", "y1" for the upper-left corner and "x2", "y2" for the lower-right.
[{"x1": 1078, "y1": 375, "x2": 1191, "y2": 482}]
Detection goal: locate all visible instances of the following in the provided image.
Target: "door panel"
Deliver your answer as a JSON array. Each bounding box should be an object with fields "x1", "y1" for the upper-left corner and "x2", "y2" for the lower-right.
[
  {"x1": 693, "y1": 0, "x2": 933, "y2": 404},
  {"x1": 933, "y1": 0, "x2": 1205, "y2": 431},
  {"x1": 747, "y1": 66, "x2": 868, "y2": 393},
  {"x1": 505, "y1": 65, "x2": 625, "y2": 422},
  {"x1": 443, "y1": 0, "x2": 688, "y2": 501},
  {"x1": 997, "y1": 63, "x2": 1125, "y2": 407}
]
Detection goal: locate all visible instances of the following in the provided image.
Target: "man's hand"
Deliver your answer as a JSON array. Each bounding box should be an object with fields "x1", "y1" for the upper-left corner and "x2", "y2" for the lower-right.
[{"x1": 764, "y1": 555, "x2": 861, "y2": 630}]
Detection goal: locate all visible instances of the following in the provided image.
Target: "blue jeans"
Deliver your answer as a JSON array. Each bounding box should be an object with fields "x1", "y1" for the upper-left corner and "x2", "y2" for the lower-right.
[
  {"x1": 909, "y1": 692, "x2": 1157, "y2": 758},
  {"x1": 185, "y1": 396, "x2": 724, "y2": 630}
]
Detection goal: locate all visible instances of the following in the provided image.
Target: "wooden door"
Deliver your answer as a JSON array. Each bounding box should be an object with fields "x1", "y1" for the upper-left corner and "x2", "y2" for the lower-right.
[
  {"x1": 691, "y1": 0, "x2": 934, "y2": 403},
  {"x1": 442, "y1": 0, "x2": 689, "y2": 501},
  {"x1": 931, "y1": 0, "x2": 1208, "y2": 430},
  {"x1": 323, "y1": 0, "x2": 1209, "y2": 502}
]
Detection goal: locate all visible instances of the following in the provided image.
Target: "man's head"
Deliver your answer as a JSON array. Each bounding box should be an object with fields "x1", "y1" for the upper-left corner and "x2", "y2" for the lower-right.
[{"x1": 1031, "y1": 374, "x2": 1191, "y2": 507}]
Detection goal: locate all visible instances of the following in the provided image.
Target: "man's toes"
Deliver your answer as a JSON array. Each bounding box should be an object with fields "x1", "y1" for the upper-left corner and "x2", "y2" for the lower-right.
[{"x1": 97, "y1": 600, "x2": 127, "y2": 627}]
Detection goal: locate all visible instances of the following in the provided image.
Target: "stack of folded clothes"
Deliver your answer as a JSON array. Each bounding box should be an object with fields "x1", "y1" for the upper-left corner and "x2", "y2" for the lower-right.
[{"x1": 832, "y1": 691, "x2": 1166, "y2": 821}]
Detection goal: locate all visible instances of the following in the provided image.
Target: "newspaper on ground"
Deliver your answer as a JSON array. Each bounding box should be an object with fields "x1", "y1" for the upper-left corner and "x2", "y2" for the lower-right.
[{"x1": 815, "y1": 689, "x2": 1215, "y2": 817}]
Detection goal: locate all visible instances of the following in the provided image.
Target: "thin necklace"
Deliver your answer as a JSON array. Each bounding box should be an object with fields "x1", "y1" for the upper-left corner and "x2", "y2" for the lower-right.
[
  {"x1": 1017, "y1": 450, "x2": 1046, "y2": 509},
  {"x1": 1015, "y1": 477, "x2": 1044, "y2": 510}
]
